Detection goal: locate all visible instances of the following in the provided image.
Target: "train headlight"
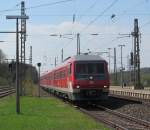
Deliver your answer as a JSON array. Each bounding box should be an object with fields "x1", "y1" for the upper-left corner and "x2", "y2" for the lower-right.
[
  {"x1": 76, "y1": 85, "x2": 80, "y2": 89},
  {"x1": 104, "y1": 86, "x2": 108, "y2": 88},
  {"x1": 89, "y1": 76, "x2": 93, "y2": 80}
]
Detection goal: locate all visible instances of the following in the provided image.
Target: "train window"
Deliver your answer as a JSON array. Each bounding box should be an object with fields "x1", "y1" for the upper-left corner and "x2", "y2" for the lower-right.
[
  {"x1": 54, "y1": 72, "x2": 57, "y2": 79},
  {"x1": 62, "y1": 70, "x2": 65, "y2": 78},
  {"x1": 68, "y1": 64, "x2": 72, "y2": 75},
  {"x1": 76, "y1": 63, "x2": 88, "y2": 74},
  {"x1": 76, "y1": 62, "x2": 104, "y2": 74},
  {"x1": 88, "y1": 63, "x2": 104, "y2": 74}
]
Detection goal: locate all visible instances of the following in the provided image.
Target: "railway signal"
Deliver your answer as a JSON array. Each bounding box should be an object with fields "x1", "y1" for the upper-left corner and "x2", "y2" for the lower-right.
[{"x1": 37, "y1": 62, "x2": 41, "y2": 97}]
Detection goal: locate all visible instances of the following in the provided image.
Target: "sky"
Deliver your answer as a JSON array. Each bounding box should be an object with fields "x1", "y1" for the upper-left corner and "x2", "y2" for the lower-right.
[{"x1": 0, "y1": 0, "x2": 150, "y2": 72}]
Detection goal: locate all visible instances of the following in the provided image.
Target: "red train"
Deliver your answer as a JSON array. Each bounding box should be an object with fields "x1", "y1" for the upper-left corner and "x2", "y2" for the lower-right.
[{"x1": 40, "y1": 54, "x2": 110, "y2": 101}]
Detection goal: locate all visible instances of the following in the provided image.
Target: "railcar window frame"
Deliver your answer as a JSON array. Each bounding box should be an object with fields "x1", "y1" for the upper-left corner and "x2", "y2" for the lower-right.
[
  {"x1": 75, "y1": 61, "x2": 105, "y2": 75},
  {"x1": 68, "y1": 63, "x2": 72, "y2": 75}
]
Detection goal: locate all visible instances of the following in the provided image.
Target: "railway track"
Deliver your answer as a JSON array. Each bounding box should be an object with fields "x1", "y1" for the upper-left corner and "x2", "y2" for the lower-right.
[
  {"x1": 0, "y1": 87, "x2": 15, "y2": 98},
  {"x1": 78, "y1": 104, "x2": 150, "y2": 130},
  {"x1": 42, "y1": 88, "x2": 150, "y2": 129}
]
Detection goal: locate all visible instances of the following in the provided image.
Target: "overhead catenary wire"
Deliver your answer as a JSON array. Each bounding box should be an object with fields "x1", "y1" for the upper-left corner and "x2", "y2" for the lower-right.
[
  {"x1": 67, "y1": 0, "x2": 98, "y2": 34},
  {"x1": 25, "y1": 0, "x2": 74, "y2": 10},
  {"x1": 77, "y1": 0, "x2": 99, "y2": 22},
  {"x1": 77, "y1": 0, "x2": 149, "y2": 56},
  {"x1": 0, "y1": 0, "x2": 74, "y2": 13},
  {"x1": 79, "y1": 0, "x2": 119, "y2": 34},
  {"x1": 53, "y1": 0, "x2": 100, "y2": 57},
  {"x1": 59, "y1": 0, "x2": 119, "y2": 58},
  {"x1": 74, "y1": 0, "x2": 119, "y2": 53},
  {"x1": 87, "y1": 0, "x2": 148, "y2": 57},
  {"x1": 0, "y1": 2, "x2": 21, "y2": 14},
  {"x1": 19, "y1": 13, "x2": 150, "y2": 17},
  {"x1": 140, "y1": 19, "x2": 150, "y2": 29}
]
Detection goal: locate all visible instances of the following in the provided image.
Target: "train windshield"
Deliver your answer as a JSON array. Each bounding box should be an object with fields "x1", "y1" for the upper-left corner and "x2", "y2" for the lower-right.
[{"x1": 75, "y1": 62, "x2": 105, "y2": 79}]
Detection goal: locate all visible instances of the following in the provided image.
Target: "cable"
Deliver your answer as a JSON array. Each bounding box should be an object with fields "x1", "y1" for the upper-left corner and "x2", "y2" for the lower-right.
[
  {"x1": 80, "y1": 0, "x2": 119, "y2": 33},
  {"x1": 77, "y1": 0, "x2": 99, "y2": 22},
  {"x1": 96, "y1": 37, "x2": 119, "y2": 51},
  {"x1": 109, "y1": 0, "x2": 149, "y2": 27},
  {"x1": 80, "y1": 1, "x2": 147, "y2": 57},
  {"x1": 140, "y1": 19, "x2": 150, "y2": 29},
  {"x1": 0, "y1": 2, "x2": 21, "y2": 13},
  {"x1": 18, "y1": 13, "x2": 150, "y2": 17},
  {"x1": 60, "y1": 0, "x2": 118, "y2": 57},
  {"x1": 60, "y1": 0, "x2": 99, "y2": 55},
  {"x1": 76, "y1": 0, "x2": 119, "y2": 51},
  {"x1": 0, "y1": 0, "x2": 74, "y2": 13},
  {"x1": 58, "y1": 0, "x2": 99, "y2": 55},
  {"x1": 26, "y1": 0, "x2": 74, "y2": 10}
]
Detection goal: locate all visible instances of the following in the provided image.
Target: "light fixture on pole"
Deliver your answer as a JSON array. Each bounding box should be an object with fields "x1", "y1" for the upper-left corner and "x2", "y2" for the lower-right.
[{"x1": 6, "y1": 15, "x2": 29, "y2": 114}]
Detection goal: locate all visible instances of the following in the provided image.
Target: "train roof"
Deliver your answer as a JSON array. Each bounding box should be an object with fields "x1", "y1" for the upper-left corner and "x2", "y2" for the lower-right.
[
  {"x1": 41, "y1": 54, "x2": 107, "y2": 77},
  {"x1": 72, "y1": 54, "x2": 105, "y2": 61}
]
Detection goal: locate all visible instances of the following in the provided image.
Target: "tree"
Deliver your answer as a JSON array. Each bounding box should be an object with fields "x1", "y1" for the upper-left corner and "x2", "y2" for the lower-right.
[{"x1": 0, "y1": 49, "x2": 6, "y2": 63}]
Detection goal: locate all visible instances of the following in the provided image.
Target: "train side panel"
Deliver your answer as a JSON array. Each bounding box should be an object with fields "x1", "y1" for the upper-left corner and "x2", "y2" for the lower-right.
[{"x1": 40, "y1": 55, "x2": 110, "y2": 101}]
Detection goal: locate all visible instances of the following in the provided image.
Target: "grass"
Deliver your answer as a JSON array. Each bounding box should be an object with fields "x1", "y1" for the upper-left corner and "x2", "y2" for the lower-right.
[{"x1": 0, "y1": 96, "x2": 109, "y2": 130}]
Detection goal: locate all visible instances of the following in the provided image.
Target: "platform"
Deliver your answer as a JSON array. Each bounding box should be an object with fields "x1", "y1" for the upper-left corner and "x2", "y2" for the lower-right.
[{"x1": 109, "y1": 86, "x2": 150, "y2": 101}]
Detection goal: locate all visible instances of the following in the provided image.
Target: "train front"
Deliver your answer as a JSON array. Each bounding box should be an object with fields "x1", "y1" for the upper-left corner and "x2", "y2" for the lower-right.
[{"x1": 71, "y1": 55, "x2": 109, "y2": 101}]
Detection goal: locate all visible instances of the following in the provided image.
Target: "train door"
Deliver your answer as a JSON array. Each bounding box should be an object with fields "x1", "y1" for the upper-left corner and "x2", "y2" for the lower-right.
[{"x1": 67, "y1": 63, "x2": 73, "y2": 91}]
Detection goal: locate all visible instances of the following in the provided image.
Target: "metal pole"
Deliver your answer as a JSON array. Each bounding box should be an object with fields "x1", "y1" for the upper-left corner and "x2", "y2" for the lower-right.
[
  {"x1": 6, "y1": 14, "x2": 29, "y2": 114},
  {"x1": 16, "y1": 18, "x2": 20, "y2": 114},
  {"x1": 77, "y1": 33, "x2": 79, "y2": 55},
  {"x1": 37, "y1": 63, "x2": 41, "y2": 97},
  {"x1": 77, "y1": 33, "x2": 80, "y2": 55},
  {"x1": 38, "y1": 66, "x2": 40, "y2": 97},
  {"x1": 20, "y1": 1, "x2": 26, "y2": 96},
  {"x1": 121, "y1": 45, "x2": 123, "y2": 88},
  {"x1": 61, "y1": 48, "x2": 63, "y2": 62},
  {"x1": 132, "y1": 19, "x2": 142, "y2": 89},
  {"x1": 55, "y1": 57, "x2": 56, "y2": 66},
  {"x1": 29, "y1": 46, "x2": 32, "y2": 65},
  {"x1": 108, "y1": 48, "x2": 111, "y2": 73},
  {"x1": 114, "y1": 48, "x2": 117, "y2": 84},
  {"x1": 118, "y1": 45, "x2": 125, "y2": 88},
  {"x1": 78, "y1": 34, "x2": 80, "y2": 55},
  {"x1": 134, "y1": 19, "x2": 141, "y2": 89}
]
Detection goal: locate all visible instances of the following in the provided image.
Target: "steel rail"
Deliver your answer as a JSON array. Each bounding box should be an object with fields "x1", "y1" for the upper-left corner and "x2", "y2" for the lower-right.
[
  {"x1": 79, "y1": 107, "x2": 128, "y2": 130},
  {"x1": 0, "y1": 87, "x2": 15, "y2": 98},
  {"x1": 0, "y1": 87, "x2": 15, "y2": 91},
  {"x1": 97, "y1": 105, "x2": 150, "y2": 129}
]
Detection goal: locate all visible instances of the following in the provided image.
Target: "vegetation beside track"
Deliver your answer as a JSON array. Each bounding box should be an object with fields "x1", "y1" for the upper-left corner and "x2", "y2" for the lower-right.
[
  {"x1": 110, "y1": 67, "x2": 150, "y2": 87},
  {"x1": 0, "y1": 96, "x2": 109, "y2": 130}
]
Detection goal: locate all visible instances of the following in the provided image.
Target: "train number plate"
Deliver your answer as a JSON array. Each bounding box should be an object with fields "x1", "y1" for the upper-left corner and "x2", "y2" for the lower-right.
[{"x1": 89, "y1": 81, "x2": 94, "y2": 84}]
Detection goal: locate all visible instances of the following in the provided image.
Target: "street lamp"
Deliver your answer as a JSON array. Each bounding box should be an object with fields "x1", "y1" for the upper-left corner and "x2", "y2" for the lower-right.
[
  {"x1": 37, "y1": 62, "x2": 41, "y2": 97},
  {"x1": 6, "y1": 15, "x2": 29, "y2": 114}
]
